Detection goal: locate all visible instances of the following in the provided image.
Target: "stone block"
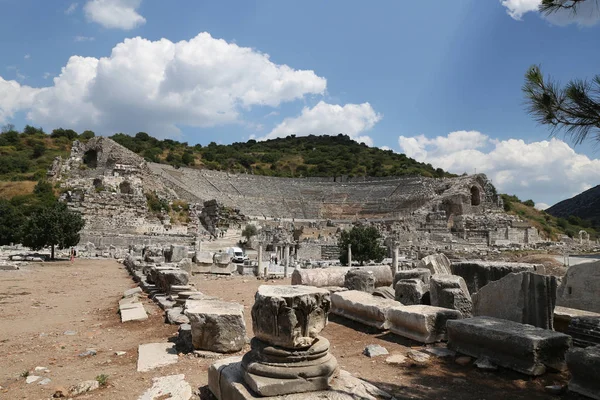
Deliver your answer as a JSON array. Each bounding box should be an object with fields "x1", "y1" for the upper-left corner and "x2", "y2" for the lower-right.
[
  {"x1": 393, "y1": 268, "x2": 431, "y2": 287},
  {"x1": 168, "y1": 245, "x2": 188, "y2": 263},
  {"x1": 124, "y1": 286, "x2": 142, "y2": 298},
  {"x1": 139, "y1": 374, "x2": 192, "y2": 400},
  {"x1": 120, "y1": 303, "x2": 148, "y2": 322},
  {"x1": 447, "y1": 316, "x2": 572, "y2": 376},
  {"x1": 344, "y1": 269, "x2": 375, "y2": 292},
  {"x1": 566, "y1": 345, "x2": 600, "y2": 400},
  {"x1": 567, "y1": 316, "x2": 600, "y2": 348},
  {"x1": 251, "y1": 285, "x2": 330, "y2": 348},
  {"x1": 430, "y1": 274, "x2": 472, "y2": 317},
  {"x1": 176, "y1": 324, "x2": 194, "y2": 354},
  {"x1": 166, "y1": 307, "x2": 190, "y2": 325},
  {"x1": 394, "y1": 279, "x2": 429, "y2": 305},
  {"x1": 416, "y1": 254, "x2": 451, "y2": 275},
  {"x1": 557, "y1": 261, "x2": 600, "y2": 313},
  {"x1": 451, "y1": 260, "x2": 545, "y2": 294},
  {"x1": 185, "y1": 300, "x2": 246, "y2": 353},
  {"x1": 388, "y1": 305, "x2": 462, "y2": 343},
  {"x1": 177, "y1": 258, "x2": 193, "y2": 274},
  {"x1": 554, "y1": 306, "x2": 600, "y2": 333},
  {"x1": 330, "y1": 290, "x2": 401, "y2": 329},
  {"x1": 137, "y1": 343, "x2": 179, "y2": 372},
  {"x1": 472, "y1": 272, "x2": 556, "y2": 329},
  {"x1": 154, "y1": 268, "x2": 190, "y2": 294},
  {"x1": 291, "y1": 265, "x2": 393, "y2": 288}
]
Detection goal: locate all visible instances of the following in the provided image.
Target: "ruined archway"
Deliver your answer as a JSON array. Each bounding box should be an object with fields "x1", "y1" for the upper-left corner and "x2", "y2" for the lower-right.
[
  {"x1": 119, "y1": 181, "x2": 133, "y2": 195},
  {"x1": 83, "y1": 149, "x2": 98, "y2": 169},
  {"x1": 470, "y1": 186, "x2": 481, "y2": 206}
]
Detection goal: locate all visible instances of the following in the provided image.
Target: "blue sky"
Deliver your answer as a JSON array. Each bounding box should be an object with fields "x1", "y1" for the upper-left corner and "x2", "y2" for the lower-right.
[{"x1": 1, "y1": 0, "x2": 600, "y2": 206}]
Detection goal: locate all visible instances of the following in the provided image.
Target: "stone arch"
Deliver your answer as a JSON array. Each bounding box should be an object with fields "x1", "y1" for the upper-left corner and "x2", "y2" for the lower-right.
[
  {"x1": 470, "y1": 186, "x2": 481, "y2": 206},
  {"x1": 83, "y1": 149, "x2": 98, "y2": 169},
  {"x1": 119, "y1": 181, "x2": 134, "y2": 195}
]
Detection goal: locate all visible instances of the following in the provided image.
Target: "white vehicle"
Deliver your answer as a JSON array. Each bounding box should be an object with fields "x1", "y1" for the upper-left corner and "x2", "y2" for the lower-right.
[{"x1": 227, "y1": 247, "x2": 248, "y2": 263}]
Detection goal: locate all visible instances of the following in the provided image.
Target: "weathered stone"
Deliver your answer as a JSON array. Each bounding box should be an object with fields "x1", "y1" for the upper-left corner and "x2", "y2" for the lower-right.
[
  {"x1": 393, "y1": 268, "x2": 431, "y2": 287},
  {"x1": 385, "y1": 354, "x2": 407, "y2": 365},
  {"x1": 567, "y1": 316, "x2": 600, "y2": 348},
  {"x1": 167, "y1": 245, "x2": 187, "y2": 263},
  {"x1": 120, "y1": 302, "x2": 148, "y2": 322},
  {"x1": 566, "y1": 345, "x2": 600, "y2": 400},
  {"x1": 251, "y1": 285, "x2": 330, "y2": 349},
  {"x1": 472, "y1": 272, "x2": 556, "y2": 329},
  {"x1": 557, "y1": 261, "x2": 600, "y2": 313},
  {"x1": 166, "y1": 307, "x2": 190, "y2": 325},
  {"x1": 68, "y1": 380, "x2": 100, "y2": 396},
  {"x1": 153, "y1": 267, "x2": 190, "y2": 294},
  {"x1": 330, "y1": 290, "x2": 401, "y2": 329},
  {"x1": 209, "y1": 357, "x2": 389, "y2": 400},
  {"x1": 176, "y1": 324, "x2": 194, "y2": 354},
  {"x1": 185, "y1": 299, "x2": 246, "y2": 353},
  {"x1": 407, "y1": 350, "x2": 430, "y2": 363},
  {"x1": 26, "y1": 375, "x2": 41, "y2": 384},
  {"x1": 344, "y1": 269, "x2": 375, "y2": 293},
  {"x1": 124, "y1": 286, "x2": 143, "y2": 298},
  {"x1": 430, "y1": 274, "x2": 472, "y2": 318},
  {"x1": 554, "y1": 306, "x2": 600, "y2": 333},
  {"x1": 363, "y1": 344, "x2": 388, "y2": 357},
  {"x1": 450, "y1": 260, "x2": 545, "y2": 294},
  {"x1": 291, "y1": 266, "x2": 393, "y2": 288},
  {"x1": 138, "y1": 374, "x2": 192, "y2": 400},
  {"x1": 387, "y1": 305, "x2": 462, "y2": 343},
  {"x1": 416, "y1": 254, "x2": 451, "y2": 275},
  {"x1": 424, "y1": 347, "x2": 455, "y2": 358},
  {"x1": 177, "y1": 258, "x2": 193, "y2": 275},
  {"x1": 474, "y1": 357, "x2": 497, "y2": 371},
  {"x1": 447, "y1": 316, "x2": 572, "y2": 376},
  {"x1": 371, "y1": 286, "x2": 395, "y2": 299},
  {"x1": 137, "y1": 343, "x2": 179, "y2": 372},
  {"x1": 394, "y1": 279, "x2": 429, "y2": 305}
]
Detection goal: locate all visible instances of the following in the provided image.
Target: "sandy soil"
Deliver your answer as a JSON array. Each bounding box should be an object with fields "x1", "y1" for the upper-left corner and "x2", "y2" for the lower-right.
[{"x1": 0, "y1": 259, "x2": 580, "y2": 399}]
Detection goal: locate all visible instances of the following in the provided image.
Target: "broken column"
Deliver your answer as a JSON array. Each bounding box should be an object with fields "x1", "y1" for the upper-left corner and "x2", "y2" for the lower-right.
[
  {"x1": 430, "y1": 274, "x2": 472, "y2": 318},
  {"x1": 392, "y1": 245, "x2": 399, "y2": 272},
  {"x1": 347, "y1": 244, "x2": 352, "y2": 267},
  {"x1": 417, "y1": 253, "x2": 451, "y2": 275},
  {"x1": 242, "y1": 285, "x2": 338, "y2": 396},
  {"x1": 284, "y1": 244, "x2": 290, "y2": 278},
  {"x1": 472, "y1": 272, "x2": 557, "y2": 329},
  {"x1": 395, "y1": 278, "x2": 429, "y2": 305}
]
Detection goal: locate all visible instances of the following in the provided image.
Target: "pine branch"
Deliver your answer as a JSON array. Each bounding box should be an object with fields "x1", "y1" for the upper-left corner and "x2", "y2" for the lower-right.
[{"x1": 540, "y1": 0, "x2": 593, "y2": 15}]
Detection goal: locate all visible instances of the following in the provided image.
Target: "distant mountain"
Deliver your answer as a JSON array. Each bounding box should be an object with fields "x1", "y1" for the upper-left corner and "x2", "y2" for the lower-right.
[{"x1": 547, "y1": 185, "x2": 600, "y2": 228}]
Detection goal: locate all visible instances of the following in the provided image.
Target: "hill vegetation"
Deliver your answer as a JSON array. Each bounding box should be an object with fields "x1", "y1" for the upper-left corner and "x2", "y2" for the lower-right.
[{"x1": 0, "y1": 124, "x2": 597, "y2": 241}]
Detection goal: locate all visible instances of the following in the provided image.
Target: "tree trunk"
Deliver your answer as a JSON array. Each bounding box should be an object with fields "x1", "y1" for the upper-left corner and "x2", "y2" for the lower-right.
[{"x1": 51, "y1": 245, "x2": 55, "y2": 261}]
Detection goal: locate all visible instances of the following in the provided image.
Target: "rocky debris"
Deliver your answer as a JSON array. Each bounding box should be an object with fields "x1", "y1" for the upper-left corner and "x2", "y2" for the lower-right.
[
  {"x1": 185, "y1": 299, "x2": 246, "y2": 353},
  {"x1": 430, "y1": 274, "x2": 472, "y2": 318},
  {"x1": 363, "y1": 344, "x2": 389, "y2": 357},
  {"x1": 395, "y1": 278, "x2": 429, "y2": 305},
  {"x1": 385, "y1": 354, "x2": 408, "y2": 365},
  {"x1": 407, "y1": 350, "x2": 430, "y2": 363},
  {"x1": 26, "y1": 375, "x2": 41, "y2": 384},
  {"x1": 344, "y1": 269, "x2": 375, "y2": 293},
  {"x1": 138, "y1": 374, "x2": 193, "y2": 400},
  {"x1": 424, "y1": 347, "x2": 456, "y2": 358},
  {"x1": 78, "y1": 348, "x2": 97, "y2": 357},
  {"x1": 566, "y1": 344, "x2": 600, "y2": 400},
  {"x1": 388, "y1": 305, "x2": 462, "y2": 343},
  {"x1": 38, "y1": 378, "x2": 51, "y2": 385},
  {"x1": 68, "y1": 380, "x2": 100, "y2": 396},
  {"x1": 474, "y1": 357, "x2": 498, "y2": 371},
  {"x1": 63, "y1": 330, "x2": 77, "y2": 335},
  {"x1": 115, "y1": 351, "x2": 127, "y2": 356},
  {"x1": 331, "y1": 290, "x2": 401, "y2": 330},
  {"x1": 34, "y1": 366, "x2": 49, "y2": 373},
  {"x1": 472, "y1": 272, "x2": 556, "y2": 329},
  {"x1": 450, "y1": 261, "x2": 545, "y2": 294},
  {"x1": 417, "y1": 254, "x2": 451, "y2": 275},
  {"x1": 137, "y1": 343, "x2": 179, "y2": 372},
  {"x1": 447, "y1": 316, "x2": 572, "y2": 376}
]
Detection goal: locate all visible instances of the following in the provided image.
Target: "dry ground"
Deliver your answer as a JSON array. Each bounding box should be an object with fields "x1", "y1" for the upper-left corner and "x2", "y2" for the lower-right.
[{"x1": 0, "y1": 259, "x2": 582, "y2": 400}]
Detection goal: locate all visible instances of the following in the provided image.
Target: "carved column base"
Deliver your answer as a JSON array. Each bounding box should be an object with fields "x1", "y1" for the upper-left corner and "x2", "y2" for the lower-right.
[{"x1": 241, "y1": 336, "x2": 339, "y2": 396}]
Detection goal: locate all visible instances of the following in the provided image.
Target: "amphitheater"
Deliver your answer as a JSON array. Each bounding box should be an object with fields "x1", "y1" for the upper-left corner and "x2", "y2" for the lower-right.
[{"x1": 51, "y1": 137, "x2": 540, "y2": 252}]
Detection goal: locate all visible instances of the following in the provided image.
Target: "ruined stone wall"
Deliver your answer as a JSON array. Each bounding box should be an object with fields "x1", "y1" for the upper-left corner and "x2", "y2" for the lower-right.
[{"x1": 297, "y1": 244, "x2": 322, "y2": 260}]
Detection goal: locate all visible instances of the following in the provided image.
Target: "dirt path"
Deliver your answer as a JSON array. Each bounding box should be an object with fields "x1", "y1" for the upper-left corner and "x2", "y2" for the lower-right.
[{"x1": 0, "y1": 261, "x2": 576, "y2": 399}]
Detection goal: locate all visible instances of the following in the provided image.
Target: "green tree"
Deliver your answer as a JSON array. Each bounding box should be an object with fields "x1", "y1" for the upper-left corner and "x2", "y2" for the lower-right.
[
  {"x1": 523, "y1": 199, "x2": 535, "y2": 207},
  {"x1": 242, "y1": 225, "x2": 258, "y2": 241},
  {"x1": 51, "y1": 128, "x2": 78, "y2": 140},
  {"x1": 338, "y1": 225, "x2": 385, "y2": 266},
  {"x1": 79, "y1": 130, "x2": 95, "y2": 140},
  {"x1": 21, "y1": 202, "x2": 85, "y2": 260},
  {"x1": 0, "y1": 199, "x2": 24, "y2": 245},
  {"x1": 524, "y1": 1, "x2": 600, "y2": 144}
]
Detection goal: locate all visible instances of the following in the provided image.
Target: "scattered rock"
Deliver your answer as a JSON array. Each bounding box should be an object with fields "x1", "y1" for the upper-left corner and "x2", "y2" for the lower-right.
[
  {"x1": 424, "y1": 347, "x2": 455, "y2": 358},
  {"x1": 455, "y1": 356, "x2": 472, "y2": 366},
  {"x1": 193, "y1": 350, "x2": 222, "y2": 359},
  {"x1": 385, "y1": 354, "x2": 407, "y2": 365},
  {"x1": 34, "y1": 366, "x2": 50, "y2": 373},
  {"x1": 79, "y1": 349, "x2": 97, "y2": 357},
  {"x1": 115, "y1": 351, "x2": 127, "y2": 356},
  {"x1": 38, "y1": 378, "x2": 51, "y2": 385},
  {"x1": 68, "y1": 380, "x2": 100, "y2": 396},
  {"x1": 544, "y1": 385, "x2": 565, "y2": 395},
  {"x1": 63, "y1": 330, "x2": 77, "y2": 336},
  {"x1": 26, "y1": 375, "x2": 41, "y2": 384},
  {"x1": 363, "y1": 344, "x2": 389, "y2": 358},
  {"x1": 475, "y1": 357, "x2": 498, "y2": 371},
  {"x1": 407, "y1": 350, "x2": 430, "y2": 363}
]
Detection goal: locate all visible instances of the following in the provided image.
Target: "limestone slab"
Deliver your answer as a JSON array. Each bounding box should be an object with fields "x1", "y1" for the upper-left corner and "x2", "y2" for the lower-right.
[
  {"x1": 124, "y1": 287, "x2": 143, "y2": 298},
  {"x1": 185, "y1": 299, "x2": 246, "y2": 353},
  {"x1": 138, "y1": 374, "x2": 192, "y2": 400},
  {"x1": 451, "y1": 261, "x2": 544, "y2": 294},
  {"x1": 447, "y1": 316, "x2": 572, "y2": 376},
  {"x1": 417, "y1": 254, "x2": 451, "y2": 275},
  {"x1": 252, "y1": 285, "x2": 330, "y2": 348},
  {"x1": 121, "y1": 303, "x2": 148, "y2": 322},
  {"x1": 557, "y1": 261, "x2": 600, "y2": 313},
  {"x1": 331, "y1": 290, "x2": 401, "y2": 330},
  {"x1": 388, "y1": 305, "x2": 462, "y2": 343},
  {"x1": 137, "y1": 343, "x2": 179, "y2": 372}
]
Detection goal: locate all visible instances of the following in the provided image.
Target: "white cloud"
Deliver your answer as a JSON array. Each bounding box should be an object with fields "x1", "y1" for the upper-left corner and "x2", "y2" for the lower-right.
[
  {"x1": 263, "y1": 101, "x2": 381, "y2": 146},
  {"x1": 398, "y1": 131, "x2": 600, "y2": 206},
  {"x1": 84, "y1": 0, "x2": 146, "y2": 30},
  {"x1": 65, "y1": 2, "x2": 79, "y2": 15},
  {"x1": 535, "y1": 202, "x2": 550, "y2": 210},
  {"x1": 0, "y1": 78, "x2": 38, "y2": 122},
  {"x1": 43, "y1": 72, "x2": 52, "y2": 79},
  {"x1": 0, "y1": 32, "x2": 327, "y2": 138},
  {"x1": 24, "y1": 54, "x2": 31, "y2": 60},
  {"x1": 501, "y1": 0, "x2": 600, "y2": 26},
  {"x1": 75, "y1": 35, "x2": 95, "y2": 42}
]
